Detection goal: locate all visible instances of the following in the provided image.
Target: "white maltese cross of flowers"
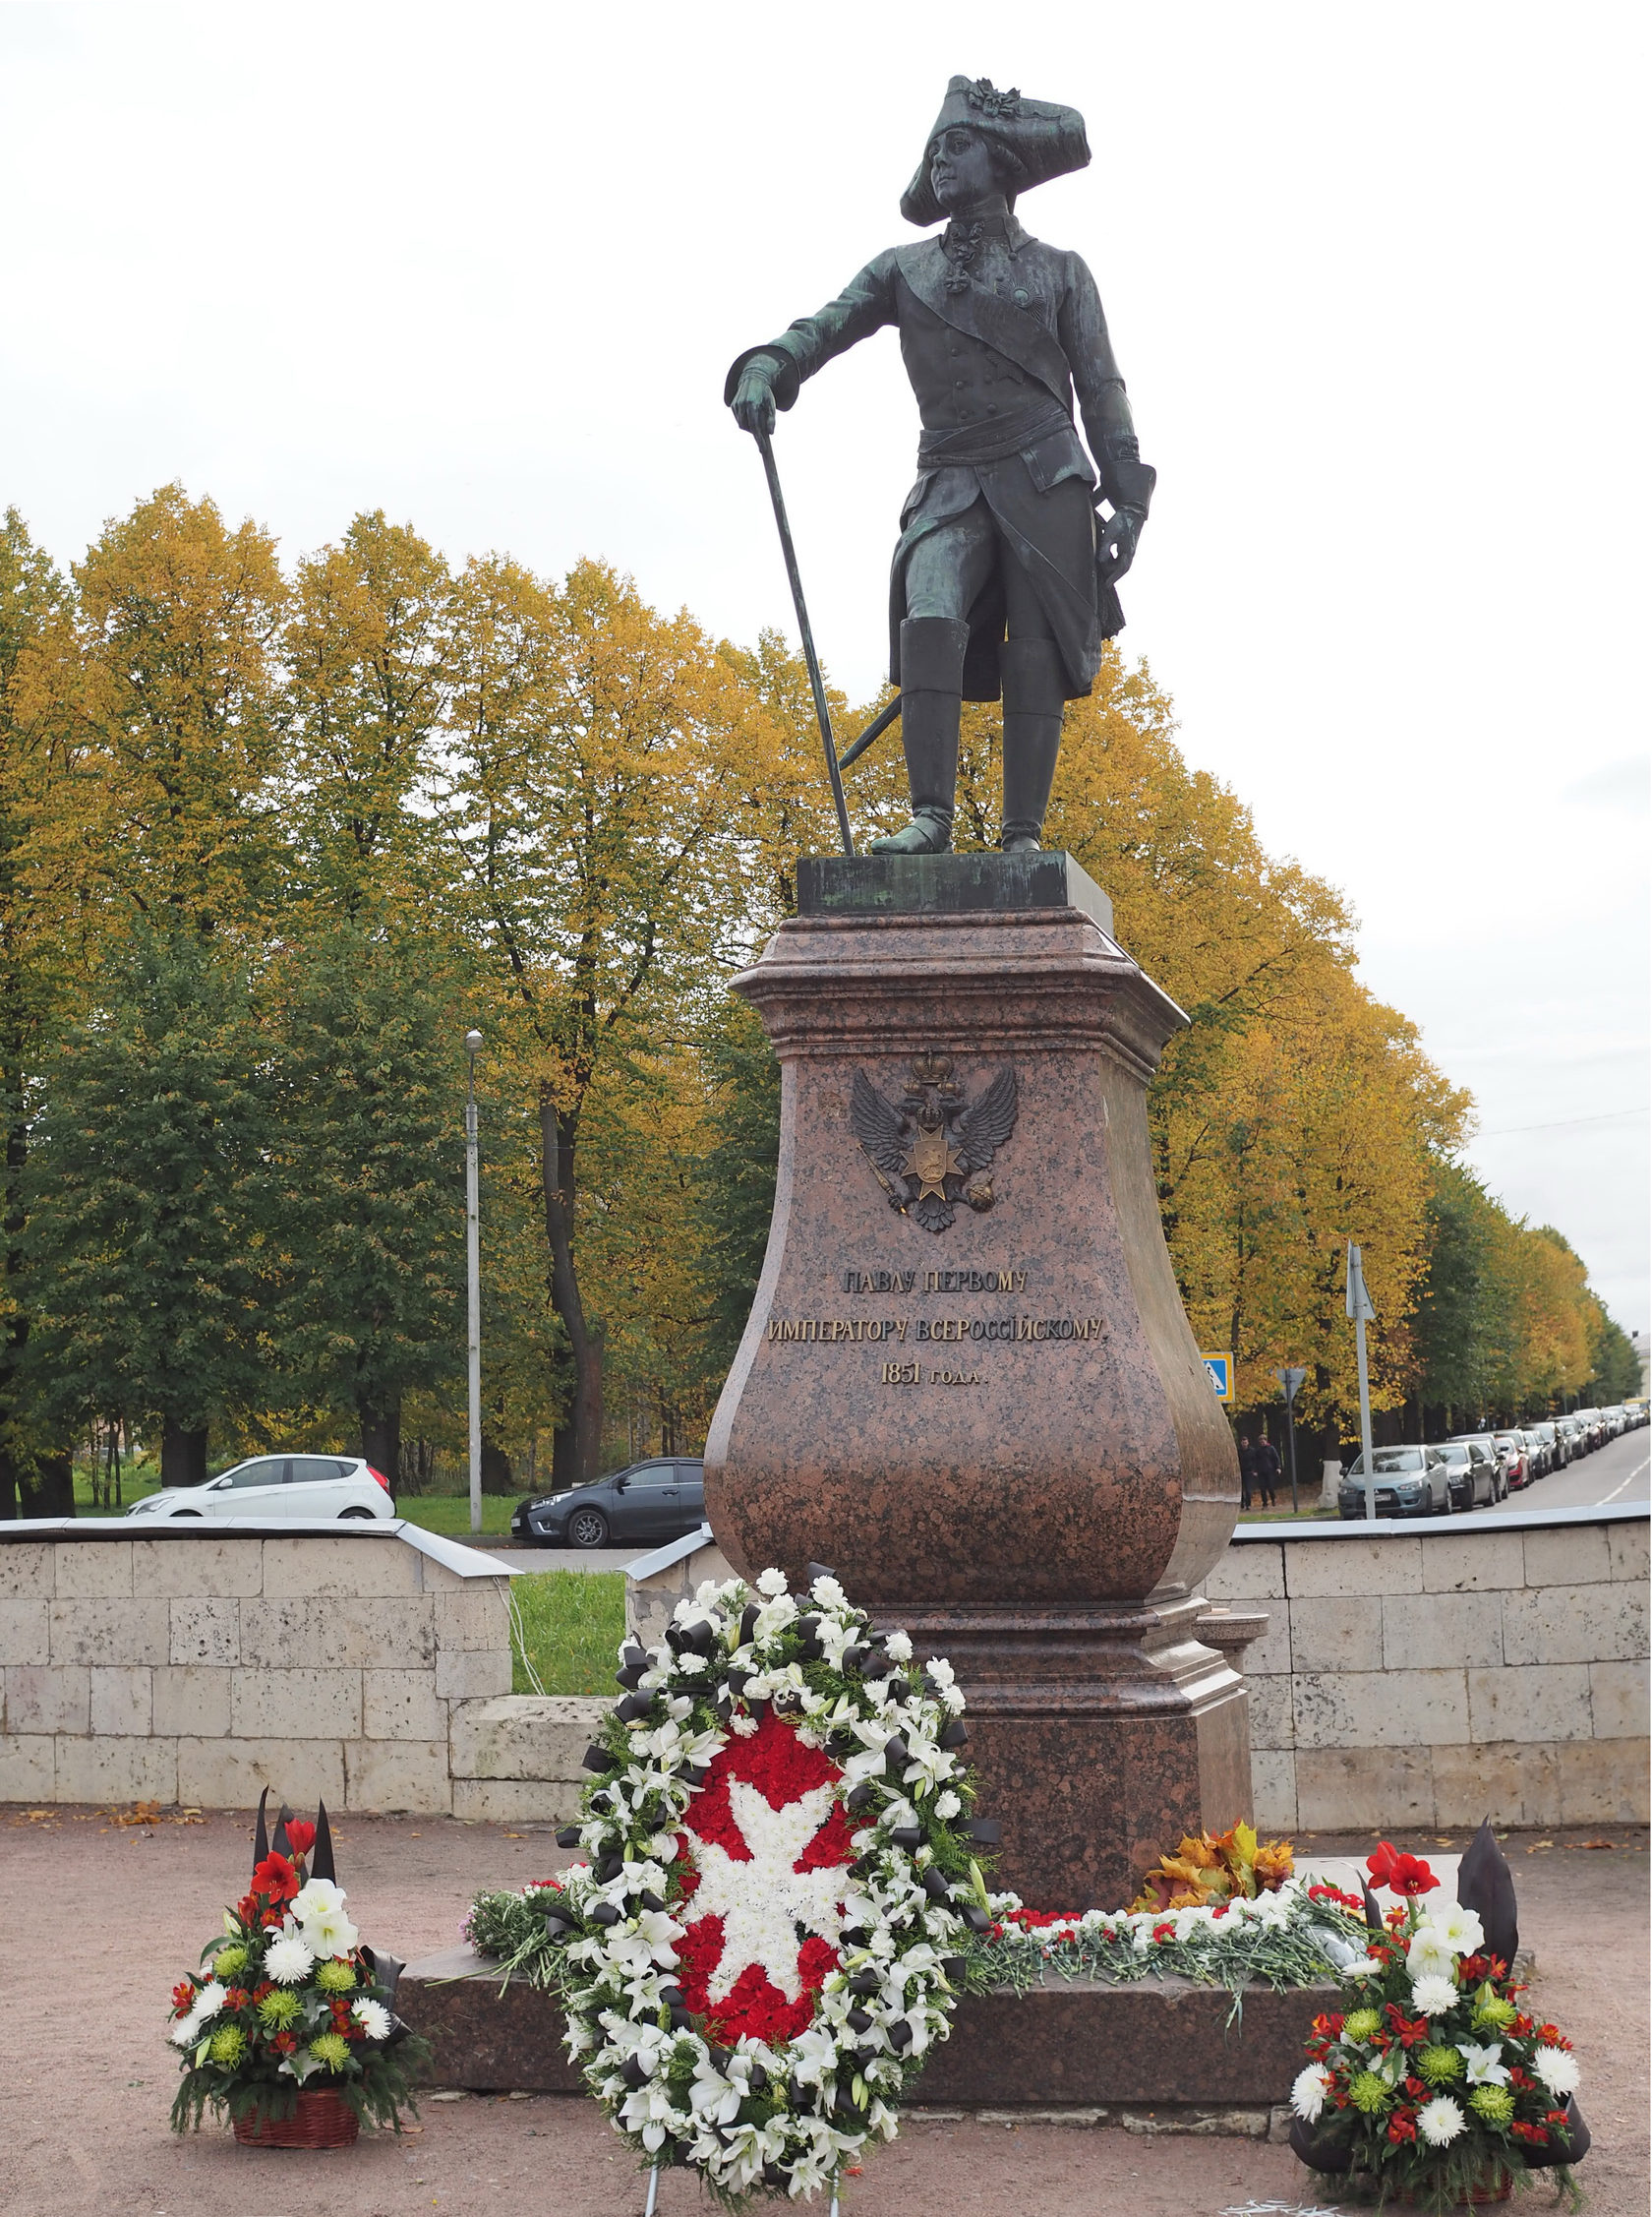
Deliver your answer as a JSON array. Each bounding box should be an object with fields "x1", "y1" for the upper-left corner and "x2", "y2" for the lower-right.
[{"x1": 687, "y1": 1778, "x2": 846, "y2": 2004}]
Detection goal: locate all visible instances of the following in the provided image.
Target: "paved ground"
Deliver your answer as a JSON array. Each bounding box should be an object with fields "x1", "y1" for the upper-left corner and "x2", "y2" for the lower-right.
[
  {"x1": 0, "y1": 1808, "x2": 1644, "y2": 2217},
  {"x1": 1468, "y1": 1427, "x2": 1649, "y2": 1517}
]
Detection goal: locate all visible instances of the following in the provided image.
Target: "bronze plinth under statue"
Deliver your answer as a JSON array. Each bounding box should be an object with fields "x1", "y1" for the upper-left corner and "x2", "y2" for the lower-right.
[{"x1": 703, "y1": 855, "x2": 1249, "y2": 1909}]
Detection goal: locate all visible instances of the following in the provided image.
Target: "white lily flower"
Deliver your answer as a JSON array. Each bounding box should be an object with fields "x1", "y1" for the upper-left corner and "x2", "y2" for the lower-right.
[{"x1": 1457, "y1": 2041, "x2": 1510, "y2": 2086}]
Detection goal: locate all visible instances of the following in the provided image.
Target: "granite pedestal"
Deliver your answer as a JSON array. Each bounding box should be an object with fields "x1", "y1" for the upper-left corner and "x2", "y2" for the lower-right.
[
  {"x1": 400, "y1": 1946, "x2": 1332, "y2": 2115},
  {"x1": 703, "y1": 854, "x2": 1249, "y2": 1908}
]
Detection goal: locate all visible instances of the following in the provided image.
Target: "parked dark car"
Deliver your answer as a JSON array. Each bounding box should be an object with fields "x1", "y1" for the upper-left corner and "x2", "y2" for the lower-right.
[
  {"x1": 1338, "y1": 1446, "x2": 1452, "y2": 1520},
  {"x1": 1436, "y1": 1439, "x2": 1499, "y2": 1511},
  {"x1": 511, "y1": 1459, "x2": 706, "y2": 1549}
]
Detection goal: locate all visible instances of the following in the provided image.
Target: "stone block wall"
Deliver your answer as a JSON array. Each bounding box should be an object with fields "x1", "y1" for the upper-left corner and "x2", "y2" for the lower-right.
[
  {"x1": 0, "y1": 1527, "x2": 513, "y2": 1814},
  {"x1": 1207, "y1": 1511, "x2": 1650, "y2": 1832}
]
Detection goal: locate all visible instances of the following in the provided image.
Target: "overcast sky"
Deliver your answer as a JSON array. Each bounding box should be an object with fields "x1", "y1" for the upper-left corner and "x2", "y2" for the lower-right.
[{"x1": 2, "y1": 1, "x2": 1646, "y2": 1342}]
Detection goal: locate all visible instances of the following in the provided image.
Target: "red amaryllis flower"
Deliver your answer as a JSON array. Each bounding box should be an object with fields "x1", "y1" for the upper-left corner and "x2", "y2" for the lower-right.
[
  {"x1": 1387, "y1": 2113, "x2": 1418, "y2": 2144},
  {"x1": 283, "y1": 1821, "x2": 316, "y2": 1856},
  {"x1": 1511, "y1": 2121, "x2": 1550, "y2": 2146},
  {"x1": 172, "y1": 1980, "x2": 198, "y2": 2014},
  {"x1": 251, "y1": 1851, "x2": 299, "y2": 1906},
  {"x1": 224, "y1": 1988, "x2": 250, "y2": 2010},
  {"x1": 1366, "y1": 1840, "x2": 1439, "y2": 1896},
  {"x1": 270, "y1": 2030, "x2": 299, "y2": 2056}
]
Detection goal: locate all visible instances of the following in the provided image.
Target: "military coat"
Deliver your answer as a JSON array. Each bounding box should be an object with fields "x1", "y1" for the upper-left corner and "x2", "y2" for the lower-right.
[{"x1": 727, "y1": 212, "x2": 1151, "y2": 701}]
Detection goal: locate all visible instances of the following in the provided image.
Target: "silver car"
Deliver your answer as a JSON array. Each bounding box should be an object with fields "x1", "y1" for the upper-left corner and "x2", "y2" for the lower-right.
[{"x1": 1338, "y1": 1446, "x2": 1453, "y2": 1519}]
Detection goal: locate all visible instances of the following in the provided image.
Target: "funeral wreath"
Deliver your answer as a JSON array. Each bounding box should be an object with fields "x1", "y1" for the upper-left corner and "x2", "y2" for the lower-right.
[{"x1": 492, "y1": 1568, "x2": 997, "y2": 2204}]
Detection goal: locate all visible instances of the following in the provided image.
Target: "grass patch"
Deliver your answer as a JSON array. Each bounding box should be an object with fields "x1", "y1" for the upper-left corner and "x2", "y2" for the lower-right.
[
  {"x1": 396, "y1": 1492, "x2": 519, "y2": 1537},
  {"x1": 509, "y1": 1570, "x2": 626, "y2": 1696}
]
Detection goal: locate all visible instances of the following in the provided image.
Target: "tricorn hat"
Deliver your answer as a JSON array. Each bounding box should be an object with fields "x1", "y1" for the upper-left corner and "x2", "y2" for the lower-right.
[{"x1": 901, "y1": 77, "x2": 1090, "y2": 228}]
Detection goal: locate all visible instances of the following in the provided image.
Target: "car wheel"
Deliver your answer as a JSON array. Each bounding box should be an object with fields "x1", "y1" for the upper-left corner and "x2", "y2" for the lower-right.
[
  {"x1": 568, "y1": 1507, "x2": 610, "y2": 1549},
  {"x1": 173, "y1": 1509, "x2": 203, "y2": 1519},
  {"x1": 338, "y1": 1506, "x2": 376, "y2": 1520}
]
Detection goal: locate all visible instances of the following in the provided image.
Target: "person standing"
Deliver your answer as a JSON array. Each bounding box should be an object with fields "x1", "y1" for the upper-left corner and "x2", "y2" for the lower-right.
[
  {"x1": 1254, "y1": 1433, "x2": 1283, "y2": 1509},
  {"x1": 1237, "y1": 1433, "x2": 1258, "y2": 1512}
]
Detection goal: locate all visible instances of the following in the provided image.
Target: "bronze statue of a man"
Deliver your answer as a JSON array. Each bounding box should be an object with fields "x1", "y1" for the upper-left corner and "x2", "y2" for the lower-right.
[{"x1": 728, "y1": 77, "x2": 1154, "y2": 857}]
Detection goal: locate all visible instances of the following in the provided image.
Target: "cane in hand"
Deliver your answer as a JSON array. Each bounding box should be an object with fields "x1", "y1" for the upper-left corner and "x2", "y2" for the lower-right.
[{"x1": 751, "y1": 426, "x2": 856, "y2": 859}]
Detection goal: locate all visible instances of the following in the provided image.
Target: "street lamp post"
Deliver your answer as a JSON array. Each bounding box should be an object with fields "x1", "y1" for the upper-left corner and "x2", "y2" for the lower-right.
[
  {"x1": 1275, "y1": 1365, "x2": 1307, "y2": 1513},
  {"x1": 1346, "y1": 1243, "x2": 1377, "y2": 1521},
  {"x1": 465, "y1": 1030, "x2": 484, "y2": 1538}
]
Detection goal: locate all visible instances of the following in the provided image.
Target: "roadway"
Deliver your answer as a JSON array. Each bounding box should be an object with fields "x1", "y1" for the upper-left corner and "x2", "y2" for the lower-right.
[{"x1": 1464, "y1": 1423, "x2": 1649, "y2": 1517}]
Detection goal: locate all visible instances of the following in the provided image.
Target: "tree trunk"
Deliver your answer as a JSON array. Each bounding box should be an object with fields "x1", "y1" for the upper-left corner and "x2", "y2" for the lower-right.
[
  {"x1": 18, "y1": 1451, "x2": 75, "y2": 1518},
  {"x1": 160, "y1": 1423, "x2": 208, "y2": 1488},
  {"x1": 539, "y1": 1089, "x2": 604, "y2": 1485},
  {"x1": 358, "y1": 1400, "x2": 401, "y2": 1486}
]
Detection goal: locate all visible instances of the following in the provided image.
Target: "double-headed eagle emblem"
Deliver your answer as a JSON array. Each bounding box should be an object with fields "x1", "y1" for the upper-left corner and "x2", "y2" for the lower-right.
[{"x1": 850, "y1": 1052, "x2": 1019, "y2": 1233}]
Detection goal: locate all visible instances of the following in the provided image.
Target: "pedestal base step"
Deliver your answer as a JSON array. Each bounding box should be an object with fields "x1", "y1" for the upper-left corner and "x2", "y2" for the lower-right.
[{"x1": 400, "y1": 1947, "x2": 1332, "y2": 2112}]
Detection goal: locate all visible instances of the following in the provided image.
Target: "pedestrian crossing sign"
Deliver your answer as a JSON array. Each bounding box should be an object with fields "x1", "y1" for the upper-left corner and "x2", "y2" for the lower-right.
[{"x1": 1201, "y1": 1353, "x2": 1233, "y2": 1403}]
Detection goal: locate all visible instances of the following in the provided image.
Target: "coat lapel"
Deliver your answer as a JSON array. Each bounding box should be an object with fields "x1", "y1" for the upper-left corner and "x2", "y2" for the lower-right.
[{"x1": 895, "y1": 242, "x2": 1074, "y2": 409}]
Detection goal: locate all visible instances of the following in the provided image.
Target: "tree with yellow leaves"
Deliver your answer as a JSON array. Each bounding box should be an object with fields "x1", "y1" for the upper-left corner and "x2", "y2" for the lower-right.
[{"x1": 438, "y1": 557, "x2": 764, "y2": 1483}]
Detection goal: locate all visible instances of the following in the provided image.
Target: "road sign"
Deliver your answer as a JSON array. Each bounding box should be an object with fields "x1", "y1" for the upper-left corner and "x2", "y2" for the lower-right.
[
  {"x1": 1275, "y1": 1364, "x2": 1307, "y2": 1402},
  {"x1": 1201, "y1": 1353, "x2": 1233, "y2": 1404}
]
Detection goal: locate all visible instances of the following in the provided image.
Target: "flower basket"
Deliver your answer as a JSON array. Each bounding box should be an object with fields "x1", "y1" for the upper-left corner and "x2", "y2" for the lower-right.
[
  {"x1": 167, "y1": 1792, "x2": 429, "y2": 2144},
  {"x1": 1399, "y1": 2170, "x2": 1511, "y2": 2207},
  {"x1": 233, "y1": 2088, "x2": 360, "y2": 2149},
  {"x1": 1288, "y1": 1828, "x2": 1587, "y2": 2214}
]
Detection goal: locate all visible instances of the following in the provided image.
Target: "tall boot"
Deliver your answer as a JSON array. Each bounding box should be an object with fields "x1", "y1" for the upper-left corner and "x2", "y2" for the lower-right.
[
  {"x1": 869, "y1": 616, "x2": 971, "y2": 856},
  {"x1": 1000, "y1": 635, "x2": 1066, "y2": 853}
]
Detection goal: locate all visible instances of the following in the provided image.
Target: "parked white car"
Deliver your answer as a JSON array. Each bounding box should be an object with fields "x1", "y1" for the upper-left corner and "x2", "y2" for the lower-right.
[{"x1": 125, "y1": 1455, "x2": 394, "y2": 1523}]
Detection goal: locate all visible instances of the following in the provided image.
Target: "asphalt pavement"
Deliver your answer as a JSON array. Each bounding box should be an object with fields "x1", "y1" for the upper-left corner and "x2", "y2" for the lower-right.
[{"x1": 1466, "y1": 1422, "x2": 1649, "y2": 1517}]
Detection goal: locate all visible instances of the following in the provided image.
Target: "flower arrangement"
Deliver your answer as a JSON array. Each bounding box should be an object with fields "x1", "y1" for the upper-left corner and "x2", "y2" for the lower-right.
[
  {"x1": 168, "y1": 1794, "x2": 429, "y2": 2140},
  {"x1": 1128, "y1": 1820, "x2": 1296, "y2": 1912},
  {"x1": 508, "y1": 1568, "x2": 997, "y2": 2205},
  {"x1": 472, "y1": 1864, "x2": 1359, "y2": 2026},
  {"x1": 1289, "y1": 1827, "x2": 1588, "y2": 2210}
]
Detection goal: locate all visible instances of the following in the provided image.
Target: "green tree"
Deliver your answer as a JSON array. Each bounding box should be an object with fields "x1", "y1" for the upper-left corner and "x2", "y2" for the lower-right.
[
  {"x1": 267, "y1": 927, "x2": 465, "y2": 1477},
  {"x1": 0, "y1": 509, "x2": 82, "y2": 1515},
  {"x1": 693, "y1": 996, "x2": 782, "y2": 1384},
  {"x1": 23, "y1": 931, "x2": 273, "y2": 1482}
]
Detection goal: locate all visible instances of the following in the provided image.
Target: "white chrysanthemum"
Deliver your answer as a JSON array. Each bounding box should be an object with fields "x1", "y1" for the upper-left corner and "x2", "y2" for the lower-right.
[
  {"x1": 884, "y1": 1631, "x2": 914, "y2": 1662},
  {"x1": 934, "y1": 1789, "x2": 962, "y2": 1820},
  {"x1": 1418, "y1": 2094, "x2": 1466, "y2": 2146},
  {"x1": 1533, "y1": 2046, "x2": 1581, "y2": 2098},
  {"x1": 1291, "y1": 2063, "x2": 1333, "y2": 2122},
  {"x1": 351, "y1": 1999, "x2": 392, "y2": 2041},
  {"x1": 265, "y1": 1930, "x2": 317, "y2": 1985},
  {"x1": 755, "y1": 1568, "x2": 788, "y2": 1596},
  {"x1": 1411, "y1": 1973, "x2": 1459, "y2": 2016}
]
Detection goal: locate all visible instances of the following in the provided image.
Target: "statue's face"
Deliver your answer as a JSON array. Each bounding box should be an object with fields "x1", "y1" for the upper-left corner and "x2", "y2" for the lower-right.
[{"x1": 929, "y1": 126, "x2": 1003, "y2": 212}]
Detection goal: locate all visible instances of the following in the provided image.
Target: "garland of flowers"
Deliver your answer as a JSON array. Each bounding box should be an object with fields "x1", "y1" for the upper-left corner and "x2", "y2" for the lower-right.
[
  {"x1": 516, "y1": 1568, "x2": 995, "y2": 2207},
  {"x1": 1290, "y1": 1840, "x2": 1586, "y2": 2210},
  {"x1": 168, "y1": 1804, "x2": 428, "y2": 2133},
  {"x1": 470, "y1": 1875, "x2": 1362, "y2": 2023}
]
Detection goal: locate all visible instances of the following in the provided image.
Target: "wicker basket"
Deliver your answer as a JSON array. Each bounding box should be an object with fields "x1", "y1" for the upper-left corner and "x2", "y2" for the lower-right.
[
  {"x1": 233, "y1": 2089, "x2": 360, "y2": 2149},
  {"x1": 1400, "y1": 2174, "x2": 1511, "y2": 2208}
]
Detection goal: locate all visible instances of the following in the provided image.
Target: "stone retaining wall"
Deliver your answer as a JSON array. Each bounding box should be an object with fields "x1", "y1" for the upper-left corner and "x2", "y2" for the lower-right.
[
  {"x1": 1208, "y1": 1508, "x2": 1649, "y2": 1832},
  {"x1": 0, "y1": 1522, "x2": 514, "y2": 1814},
  {"x1": 7, "y1": 1507, "x2": 1645, "y2": 1835}
]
